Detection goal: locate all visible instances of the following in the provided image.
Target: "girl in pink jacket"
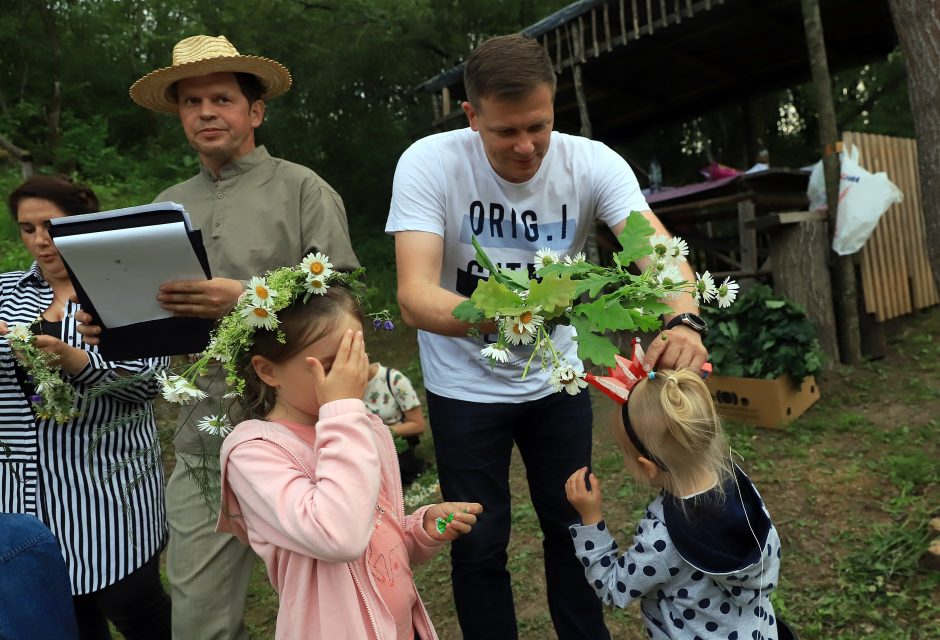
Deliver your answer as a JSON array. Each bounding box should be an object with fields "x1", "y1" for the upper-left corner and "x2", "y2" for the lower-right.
[{"x1": 215, "y1": 274, "x2": 482, "y2": 640}]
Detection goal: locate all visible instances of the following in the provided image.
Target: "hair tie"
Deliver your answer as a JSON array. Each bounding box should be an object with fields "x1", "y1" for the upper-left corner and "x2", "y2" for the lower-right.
[
  {"x1": 666, "y1": 374, "x2": 679, "y2": 386},
  {"x1": 647, "y1": 371, "x2": 656, "y2": 380}
]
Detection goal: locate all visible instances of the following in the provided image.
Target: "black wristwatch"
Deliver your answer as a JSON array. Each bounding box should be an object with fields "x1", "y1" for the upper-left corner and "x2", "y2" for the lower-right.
[{"x1": 665, "y1": 313, "x2": 708, "y2": 336}]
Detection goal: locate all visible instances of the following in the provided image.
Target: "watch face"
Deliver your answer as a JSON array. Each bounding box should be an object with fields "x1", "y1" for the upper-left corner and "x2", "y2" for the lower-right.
[{"x1": 684, "y1": 314, "x2": 706, "y2": 330}]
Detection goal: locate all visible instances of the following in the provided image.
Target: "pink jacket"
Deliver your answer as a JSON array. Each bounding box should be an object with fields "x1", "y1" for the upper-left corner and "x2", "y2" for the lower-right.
[{"x1": 217, "y1": 399, "x2": 442, "y2": 639}]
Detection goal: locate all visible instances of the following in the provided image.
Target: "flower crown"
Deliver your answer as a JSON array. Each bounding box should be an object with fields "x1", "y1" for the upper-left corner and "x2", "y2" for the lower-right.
[
  {"x1": 452, "y1": 211, "x2": 735, "y2": 395},
  {"x1": 157, "y1": 252, "x2": 380, "y2": 435}
]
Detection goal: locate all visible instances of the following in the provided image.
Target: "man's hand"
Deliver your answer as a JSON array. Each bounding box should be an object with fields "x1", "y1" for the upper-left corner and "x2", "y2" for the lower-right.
[
  {"x1": 422, "y1": 502, "x2": 483, "y2": 540},
  {"x1": 157, "y1": 277, "x2": 244, "y2": 319},
  {"x1": 565, "y1": 467, "x2": 603, "y2": 526},
  {"x1": 642, "y1": 325, "x2": 707, "y2": 372}
]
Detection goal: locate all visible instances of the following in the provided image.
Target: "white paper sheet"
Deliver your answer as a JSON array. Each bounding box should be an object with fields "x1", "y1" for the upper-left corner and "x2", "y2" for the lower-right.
[
  {"x1": 53, "y1": 221, "x2": 207, "y2": 328},
  {"x1": 49, "y1": 201, "x2": 193, "y2": 231}
]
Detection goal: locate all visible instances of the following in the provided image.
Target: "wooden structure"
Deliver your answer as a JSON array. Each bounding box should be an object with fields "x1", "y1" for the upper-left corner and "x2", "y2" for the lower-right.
[
  {"x1": 418, "y1": 0, "x2": 897, "y2": 144},
  {"x1": 843, "y1": 131, "x2": 940, "y2": 321}
]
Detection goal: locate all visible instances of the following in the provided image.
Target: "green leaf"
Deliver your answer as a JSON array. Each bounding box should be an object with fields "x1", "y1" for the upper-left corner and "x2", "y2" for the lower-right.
[
  {"x1": 570, "y1": 316, "x2": 620, "y2": 367},
  {"x1": 499, "y1": 268, "x2": 531, "y2": 289},
  {"x1": 469, "y1": 278, "x2": 523, "y2": 318},
  {"x1": 527, "y1": 274, "x2": 578, "y2": 315},
  {"x1": 765, "y1": 300, "x2": 787, "y2": 309},
  {"x1": 574, "y1": 273, "x2": 622, "y2": 298},
  {"x1": 452, "y1": 299, "x2": 484, "y2": 323},
  {"x1": 615, "y1": 211, "x2": 656, "y2": 265},
  {"x1": 571, "y1": 299, "x2": 638, "y2": 332}
]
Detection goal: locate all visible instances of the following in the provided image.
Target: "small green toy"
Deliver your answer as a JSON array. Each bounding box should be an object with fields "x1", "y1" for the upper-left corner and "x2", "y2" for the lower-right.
[{"x1": 435, "y1": 512, "x2": 455, "y2": 535}]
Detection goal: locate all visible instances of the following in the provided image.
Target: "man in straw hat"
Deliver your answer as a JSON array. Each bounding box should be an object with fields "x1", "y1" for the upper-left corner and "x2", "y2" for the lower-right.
[{"x1": 82, "y1": 34, "x2": 358, "y2": 639}]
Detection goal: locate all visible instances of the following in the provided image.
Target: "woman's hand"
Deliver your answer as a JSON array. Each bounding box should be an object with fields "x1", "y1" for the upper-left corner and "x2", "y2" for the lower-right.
[
  {"x1": 306, "y1": 329, "x2": 369, "y2": 406},
  {"x1": 422, "y1": 502, "x2": 483, "y2": 540},
  {"x1": 565, "y1": 467, "x2": 604, "y2": 526},
  {"x1": 31, "y1": 335, "x2": 89, "y2": 375}
]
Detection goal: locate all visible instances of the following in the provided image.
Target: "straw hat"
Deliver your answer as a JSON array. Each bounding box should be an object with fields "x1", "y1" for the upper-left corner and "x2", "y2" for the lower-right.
[{"x1": 129, "y1": 35, "x2": 292, "y2": 113}]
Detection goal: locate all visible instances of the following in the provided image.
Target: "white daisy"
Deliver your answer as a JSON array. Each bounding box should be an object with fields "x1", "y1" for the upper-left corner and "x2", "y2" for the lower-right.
[
  {"x1": 242, "y1": 304, "x2": 278, "y2": 330},
  {"x1": 173, "y1": 378, "x2": 208, "y2": 403},
  {"x1": 716, "y1": 277, "x2": 740, "y2": 308},
  {"x1": 534, "y1": 248, "x2": 560, "y2": 267},
  {"x1": 563, "y1": 252, "x2": 586, "y2": 266},
  {"x1": 6, "y1": 323, "x2": 32, "y2": 343},
  {"x1": 694, "y1": 271, "x2": 718, "y2": 304},
  {"x1": 503, "y1": 321, "x2": 536, "y2": 346},
  {"x1": 246, "y1": 276, "x2": 277, "y2": 307},
  {"x1": 300, "y1": 253, "x2": 334, "y2": 280},
  {"x1": 480, "y1": 344, "x2": 514, "y2": 364},
  {"x1": 668, "y1": 237, "x2": 689, "y2": 262},
  {"x1": 197, "y1": 415, "x2": 233, "y2": 437},
  {"x1": 550, "y1": 365, "x2": 588, "y2": 395},
  {"x1": 304, "y1": 275, "x2": 330, "y2": 296},
  {"x1": 223, "y1": 391, "x2": 242, "y2": 400},
  {"x1": 656, "y1": 264, "x2": 684, "y2": 288},
  {"x1": 508, "y1": 308, "x2": 544, "y2": 334},
  {"x1": 649, "y1": 235, "x2": 671, "y2": 260}
]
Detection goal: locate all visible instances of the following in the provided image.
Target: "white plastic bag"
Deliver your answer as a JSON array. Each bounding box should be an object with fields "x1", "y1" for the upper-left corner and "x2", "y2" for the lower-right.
[{"x1": 806, "y1": 145, "x2": 903, "y2": 256}]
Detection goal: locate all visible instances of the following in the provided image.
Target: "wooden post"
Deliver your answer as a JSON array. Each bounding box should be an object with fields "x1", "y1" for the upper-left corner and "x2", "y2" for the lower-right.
[
  {"x1": 571, "y1": 24, "x2": 599, "y2": 268},
  {"x1": 737, "y1": 200, "x2": 757, "y2": 276},
  {"x1": 800, "y1": 0, "x2": 862, "y2": 364}
]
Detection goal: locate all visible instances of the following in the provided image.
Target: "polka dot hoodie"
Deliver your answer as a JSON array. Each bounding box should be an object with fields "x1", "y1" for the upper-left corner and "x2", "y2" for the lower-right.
[{"x1": 570, "y1": 465, "x2": 781, "y2": 640}]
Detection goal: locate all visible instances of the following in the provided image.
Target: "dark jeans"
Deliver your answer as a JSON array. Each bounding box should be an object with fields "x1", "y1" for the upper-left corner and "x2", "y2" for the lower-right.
[
  {"x1": 73, "y1": 551, "x2": 171, "y2": 640},
  {"x1": 427, "y1": 390, "x2": 610, "y2": 640},
  {"x1": 0, "y1": 513, "x2": 79, "y2": 640}
]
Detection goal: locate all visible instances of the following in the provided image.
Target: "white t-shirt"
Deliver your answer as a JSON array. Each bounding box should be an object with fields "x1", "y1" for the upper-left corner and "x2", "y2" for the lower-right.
[{"x1": 386, "y1": 128, "x2": 649, "y2": 402}]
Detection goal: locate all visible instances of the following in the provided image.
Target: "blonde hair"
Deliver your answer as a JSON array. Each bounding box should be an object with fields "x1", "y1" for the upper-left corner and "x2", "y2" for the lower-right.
[{"x1": 618, "y1": 369, "x2": 733, "y2": 502}]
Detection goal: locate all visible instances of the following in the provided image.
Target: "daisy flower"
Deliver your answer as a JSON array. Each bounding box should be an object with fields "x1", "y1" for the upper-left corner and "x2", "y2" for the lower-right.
[
  {"x1": 649, "y1": 235, "x2": 671, "y2": 260},
  {"x1": 563, "y1": 252, "x2": 586, "y2": 266},
  {"x1": 6, "y1": 323, "x2": 32, "y2": 343},
  {"x1": 197, "y1": 415, "x2": 233, "y2": 437},
  {"x1": 300, "y1": 252, "x2": 333, "y2": 280},
  {"x1": 694, "y1": 271, "x2": 718, "y2": 304},
  {"x1": 242, "y1": 304, "x2": 278, "y2": 330},
  {"x1": 480, "y1": 344, "x2": 514, "y2": 364},
  {"x1": 508, "y1": 308, "x2": 544, "y2": 334},
  {"x1": 716, "y1": 277, "x2": 740, "y2": 308},
  {"x1": 534, "y1": 248, "x2": 560, "y2": 267},
  {"x1": 550, "y1": 364, "x2": 587, "y2": 395},
  {"x1": 305, "y1": 275, "x2": 330, "y2": 296},
  {"x1": 668, "y1": 237, "x2": 689, "y2": 262},
  {"x1": 656, "y1": 264, "x2": 684, "y2": 288},
  {"x1": 503, "y1": 321, "x2": 536, "y2": 346},
  {"x1": 246, "y1": 276, "x2": 277, "y2": 307}
]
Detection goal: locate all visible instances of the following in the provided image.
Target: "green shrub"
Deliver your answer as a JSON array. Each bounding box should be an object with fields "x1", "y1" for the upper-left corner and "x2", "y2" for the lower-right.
[{"x1": 702, "y1": 283, "x2": 824, "y2": 381}]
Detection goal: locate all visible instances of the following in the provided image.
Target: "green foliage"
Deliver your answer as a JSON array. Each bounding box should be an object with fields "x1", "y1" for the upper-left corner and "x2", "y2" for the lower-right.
[{"x1": 702, "y1": 284, "x2": 824, "y2": 381}]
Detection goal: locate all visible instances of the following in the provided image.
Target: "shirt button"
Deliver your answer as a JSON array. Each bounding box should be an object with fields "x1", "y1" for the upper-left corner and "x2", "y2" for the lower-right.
[{"x1": 217, "y1": 193, "x2": 224, "y2": 199}]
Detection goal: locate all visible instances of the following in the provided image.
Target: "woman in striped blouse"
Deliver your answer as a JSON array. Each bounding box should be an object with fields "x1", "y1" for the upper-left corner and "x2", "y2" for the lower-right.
[{"x1": 0, "y1": 176, "x2": 171, "y2": 639}]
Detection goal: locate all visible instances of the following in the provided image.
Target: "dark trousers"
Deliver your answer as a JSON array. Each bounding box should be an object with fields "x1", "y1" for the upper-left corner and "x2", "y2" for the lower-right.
[
  {"x1": 427, "y1": 390, "x2": 610, "y2": 640},
  {"x1": 73, "y1": 551, "x2": 171, "y2": 640}
]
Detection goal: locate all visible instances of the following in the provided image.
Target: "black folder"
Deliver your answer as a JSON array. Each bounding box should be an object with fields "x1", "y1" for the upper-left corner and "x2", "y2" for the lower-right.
[{"x1": 48, "y1": 205, "x2": 215, "y2": 361}]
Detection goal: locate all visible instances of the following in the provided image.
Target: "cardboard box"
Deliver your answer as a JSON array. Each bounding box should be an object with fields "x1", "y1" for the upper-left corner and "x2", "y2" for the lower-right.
[{"x1": 705, "y1": 374, "x2": 820, "y2": 429}]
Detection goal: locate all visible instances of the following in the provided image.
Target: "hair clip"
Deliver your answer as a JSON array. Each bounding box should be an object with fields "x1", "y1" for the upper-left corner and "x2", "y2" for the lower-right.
[{"x1": 647, "y1": 371, "x2": 656, "y2": 381}]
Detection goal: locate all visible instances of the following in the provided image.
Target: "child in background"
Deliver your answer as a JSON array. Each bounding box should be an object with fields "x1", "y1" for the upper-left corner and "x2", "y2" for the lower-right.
[
  {"x1": 215, "y1": 266, "x2": 482, "y2": 640},
  {"x1": 364, "y1": 362, "x2": 428, "y2": 485},
  {"x1": 565, "y1": 345, "x2": 781, "y2": 640}
]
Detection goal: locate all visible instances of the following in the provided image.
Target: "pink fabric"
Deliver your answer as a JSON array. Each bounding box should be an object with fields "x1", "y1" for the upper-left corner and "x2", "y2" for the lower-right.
[
  {"x1": 217, "y1": 399, "x2": 441, "y2": 640},
  {"x1": 369, "y1": 487, "x2": 416, "y2": 639}
]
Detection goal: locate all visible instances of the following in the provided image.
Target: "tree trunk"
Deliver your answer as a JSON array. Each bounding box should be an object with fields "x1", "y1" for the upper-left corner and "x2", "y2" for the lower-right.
[
  {"x1": 887, "y1": 1, "x2": 940, "y2": 295},
  {"x1": 0, "y1": 134, "x2": 34, "y2": 180},
  {"x1": 34, "y1": 0, "x2": 63, "y2": 152},
  {"x1": 800, "y1": 0, "x2": 862, "y2": 364}
]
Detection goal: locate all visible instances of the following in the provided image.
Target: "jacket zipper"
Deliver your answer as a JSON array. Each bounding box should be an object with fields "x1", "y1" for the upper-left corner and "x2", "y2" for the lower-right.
[{"x1": 349, "y1": 563, "x2": 381, "y2": 640}]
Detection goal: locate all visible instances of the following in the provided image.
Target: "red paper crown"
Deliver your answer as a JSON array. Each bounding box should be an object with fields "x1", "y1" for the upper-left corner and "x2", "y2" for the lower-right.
[{"x1": 585, "y1": 338, "x2": 713, "y2": 404}]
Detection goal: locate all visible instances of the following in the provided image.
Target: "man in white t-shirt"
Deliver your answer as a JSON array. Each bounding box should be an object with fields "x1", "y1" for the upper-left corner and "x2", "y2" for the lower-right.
[{"x1": 386, "y1": 34, "x2": 707, "y2": 639}]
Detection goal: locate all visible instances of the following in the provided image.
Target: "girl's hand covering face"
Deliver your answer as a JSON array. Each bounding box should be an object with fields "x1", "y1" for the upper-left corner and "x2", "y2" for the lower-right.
[{"x1": 305, "y1": 329, "x2": 369, "y2": 406}]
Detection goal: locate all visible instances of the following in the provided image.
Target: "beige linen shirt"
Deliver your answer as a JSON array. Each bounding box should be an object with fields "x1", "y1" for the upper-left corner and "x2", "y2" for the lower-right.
[{"x1": 156, "y1": 145, "x2": 358, "y2": 454}]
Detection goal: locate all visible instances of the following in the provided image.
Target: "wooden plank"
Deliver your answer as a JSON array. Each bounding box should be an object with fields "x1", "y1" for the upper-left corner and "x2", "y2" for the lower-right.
[
  {"x1": 632, "y1": 0, "x2": 640, "y2": 39},
  {"x1": 864, "y1": 133, "x2": 898, "y2": 320},
  {"x1": 647, "y1": 0, "x2": 654, "y2": 35},
  {"x1": 737, "y1": 200, "x2": 757, "y2": 275},
  {"x1": 591, "y1": 8, "x2": 600, "y2": 58},
  {"x1": 874, "y1": 132, "x2": 909, "y2": 319},
  {"x1": 603, "y1": 3, "x2": 612, "y2": 52},
  {"x1": 555, "y1": 27, "x2": 563, "y2": 73},
  {"x1": 620, "y1": 0, "x2": 627, "y2": 42},
  {"x1": 881, "y1": 132, "x2": 913, "y2": 317},
  {"x1": 674, "y1": 0, "x2": 682, "y2": 24},
  {"x1": 912, "y1": 137, "x2": 940, "y2": 305},
  {"x1": 892, "y1": 135, "x2": 920, "y2": 309},
  {"x1": 847, "y1": 132, "x2": 884, "y2": 319},
  {"x1": 745, "y1": 210, "x2": 827, "y2": 231},
  {"x1": 686, "y1": 0, "x2": 694, "y2": 17}
]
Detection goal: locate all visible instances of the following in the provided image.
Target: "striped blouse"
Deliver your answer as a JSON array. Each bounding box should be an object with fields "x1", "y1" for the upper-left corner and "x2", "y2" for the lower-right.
[{"x1": 0, "y1": 263, "x2": 169, "y2": 594}]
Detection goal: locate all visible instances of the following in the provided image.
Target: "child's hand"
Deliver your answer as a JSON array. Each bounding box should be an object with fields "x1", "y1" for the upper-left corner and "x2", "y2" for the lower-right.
[
  {"x1": 565, "y1": 467, "x2": 603, "y2": 525},
  {"x1": 422, "y1": 502, "x2": 483, "y2": 541},
  {"x1": 306, "y1": 329, "x2": 369, "y2": 405}
]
